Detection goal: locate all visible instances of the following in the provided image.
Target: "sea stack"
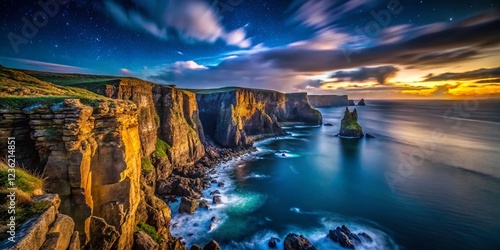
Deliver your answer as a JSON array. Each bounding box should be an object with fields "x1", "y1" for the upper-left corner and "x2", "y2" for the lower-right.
[
  {"x1": 339, "y1": 107, "x2": 364, "y2": 138},
  {"x1": 358, "y1": 99, "x2": 366, "y2": 106}
]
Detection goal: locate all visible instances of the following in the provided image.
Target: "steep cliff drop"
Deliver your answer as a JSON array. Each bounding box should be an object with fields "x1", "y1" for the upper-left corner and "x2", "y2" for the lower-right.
[{"x1": 196, "y1": 88, "x2": 322, "y2": 149}]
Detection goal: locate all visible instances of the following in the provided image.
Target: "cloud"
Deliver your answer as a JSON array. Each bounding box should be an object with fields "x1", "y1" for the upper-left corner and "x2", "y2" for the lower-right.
[
  {"x1": 146, "y1": 10, "x2": 500, "y2": 94},
  {"x1": 330, "y1": 65, "x2": 399, "y2": 85},
  {"x1": 424, "y1": 66, "x2": 500, "y2": 81},
  {"x1": 0, "y1": 57, "x2": 89, "y2": 73},
  {"x1": 104, "y1": 0, "x2": 250, "y2": 47},
  {"x1": 289, "y1": 0, "x2": 374, "y2": 29}
]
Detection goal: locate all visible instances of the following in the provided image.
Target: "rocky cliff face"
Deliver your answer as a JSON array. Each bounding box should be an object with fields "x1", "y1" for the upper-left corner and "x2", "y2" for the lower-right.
[
  {"x1": 80, "y1": 78, "x2": 158, "y2": 157},
  {"x1": 0, "y1": 99, "x2": 141, "y2": 249},
  {"x1": 197, "y1": 88, "x2": 322, "y2": 148},
  {"x1": 281, "y1": 93, "x2": 322, "y2": 125},
  {"x1": 308, "y1": 95, "x2": 350, "y2": 108},
  {"x1": 153, "y1": 85, "x2": 205, "y2": 168}
]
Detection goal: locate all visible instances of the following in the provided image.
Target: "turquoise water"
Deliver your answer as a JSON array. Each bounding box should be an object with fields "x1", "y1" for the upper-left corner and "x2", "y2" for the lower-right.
[{"x1": 170, "y1": 100, "x2": 500, "y2": 249}]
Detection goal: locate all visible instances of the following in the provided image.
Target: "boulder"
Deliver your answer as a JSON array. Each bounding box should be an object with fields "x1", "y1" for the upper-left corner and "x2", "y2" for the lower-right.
[
  {"x1": 284, "y1": 233, "x2": 316, "y2": 250},
  {"x1": 358, "y1": 232, "x2": 373, "y2": 243},
  {"x1": 39, "y1": 213, "x2": 75, "y2": 250},
  {"x1": 212, "y1": 195, "x2": 222, "y2": 204},
  {"x1": 327, "y1": 225, "x2": 372, "y2": 249},
  {"x1": 199, "y1": 200, "x2": 210, "y2": 210},
  {"x1": 179, "y1": 197, "x2": 198, "y2": 214},
  {"x1": 324, "y1": 123, "x2": 333, "y2": 126},
  {"x1": 89, "y1": 216, "x2": 120, "y2": 250},
  {"x1": 365, "y1": 133, "x2": 375, "y2": 138},
  {"x1": 338, "y1": 108, "x2": 364, "y2": 138},
  {"x1": 0, "y1": 206, "x2": 56, "y2": 250},
  {"x1": 209, "y1": 190, "x2": 220, "y2": 196},
  {"x1": 268, "y1": 237, "x2": 281, "y2": 248},
  {"x1": 191, "y1": 244, "x2": 203, "y2": 250},
  {"x1": 66, "y1": 231, "x2": 80, "y2": 250},
  {"x1": 357, "y1": 99, "x2": 366, "y2": 106},
  {"x1": 133, "y1": 231, "x2": 159, "y2": 250},
  {"x1": 203, "y1": 240, "x2": 221, "y2": 250}
]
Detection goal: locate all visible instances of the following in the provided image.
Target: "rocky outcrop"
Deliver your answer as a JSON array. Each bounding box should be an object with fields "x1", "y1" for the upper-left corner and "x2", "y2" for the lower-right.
[
  {"x1": 339, "y1": 107, "x2": 364, "y2": 138},
  {"x1": 0, "y1": 99, "x2": 141, "y2": 249},
  {"x1": 178, "y1": 197, "x2": 198, "y2": 214},
  {"x1": 308, "y1": 95, "x2": 349, "y2": 107},
  {"x1": 82, "y1": 78, "x2": 159, "y2": 157},
  {"x1": 327, "y1": 225, "x2": 373, "y2": 249},
  {"x1": 284, "y1": 233, "x2": 316, "y2": 250},
  {"x1": 197, "y1": 88, "x2": 321, "y2": 148},
  {"x1": 153, "y1": 86, "x2": 205, "y2": 168},
  {"x1": 357, "y1": 99, "x2": 366, "y2": 106},
  {"x1": 0, "y1": 194, "x2": 77, "y2": 250}
]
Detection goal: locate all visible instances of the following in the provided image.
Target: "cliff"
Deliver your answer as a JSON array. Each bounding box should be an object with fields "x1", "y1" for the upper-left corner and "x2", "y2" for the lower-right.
[
  {"x1": 281, "y1": 93, "x2": 323, "y2": 126},
  {"x1": 308, "y1": 95, "x2": 352, "y2": 108},
  {"x1": 0, "y1": 67, "x2": 326, "y2": 249},
  {"x1": 153, "y1": 85, "x2": 205, "y2": 169},
  {"x1": 0, "y1": 99, "x2": 141, "y2": 249},
  {"x1": 196, "y1": 88, "x2": 322, "y2": 148},
  {"x1": 0, "y1": 68, "x2": 144, "y2": 249}
]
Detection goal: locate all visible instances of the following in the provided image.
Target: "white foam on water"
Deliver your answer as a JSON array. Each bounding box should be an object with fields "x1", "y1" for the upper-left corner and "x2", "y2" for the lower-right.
[{"x1": 245, "y1": 173, "x2": 270, "y2": 179}]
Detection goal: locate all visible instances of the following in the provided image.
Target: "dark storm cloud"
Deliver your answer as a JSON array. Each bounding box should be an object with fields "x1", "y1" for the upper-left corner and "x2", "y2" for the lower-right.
[
  {"x1": 330, "y1": 65, "x2": 399, "y2": 85},
  {"x1": 424, "y1": 66, "x2": 500, "y2": 81}
]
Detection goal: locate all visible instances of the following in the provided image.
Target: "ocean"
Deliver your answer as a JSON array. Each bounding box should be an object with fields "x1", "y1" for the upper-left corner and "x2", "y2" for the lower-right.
[{"x1": 169, "y1": 100, "x2": 500, "y2": 250}]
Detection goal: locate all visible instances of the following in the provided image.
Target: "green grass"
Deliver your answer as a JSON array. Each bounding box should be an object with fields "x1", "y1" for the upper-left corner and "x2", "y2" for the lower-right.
[
  {"x1": 135, "y1": 221, "x2": 163, "y2": 243},
  {"x1": 0, "y1": 161, "x2": 49, "y2": 241},
  {"x1": 0, "y1": 66, "x2": 111, "y2": 109},
  {"x1": 0, "y1": 162, "x2": 43, "y2": 194},
  {"x1": 154, "y1": 139, "x2": 170, "y2": 158},
  {"x1": 141, "y1": 157, "x2": 154, "y2": 174}
]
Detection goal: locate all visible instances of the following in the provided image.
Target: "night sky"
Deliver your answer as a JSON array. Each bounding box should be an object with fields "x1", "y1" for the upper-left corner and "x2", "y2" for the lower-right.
[{"x1": 1, "y1": 0, "x2": 499, "y2": 99}]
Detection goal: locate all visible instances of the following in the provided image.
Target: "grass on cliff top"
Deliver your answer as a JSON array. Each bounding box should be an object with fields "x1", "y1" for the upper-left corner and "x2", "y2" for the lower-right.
[
  {"x1": 135, "y1": 221, "x2": 163, "y2": 243},
  {"x1": 0, "y1": 161, "x2": 50, "y2": 241},
  {"x1": 0, "y1": 67, "x2": 111, "y2": 109}
]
